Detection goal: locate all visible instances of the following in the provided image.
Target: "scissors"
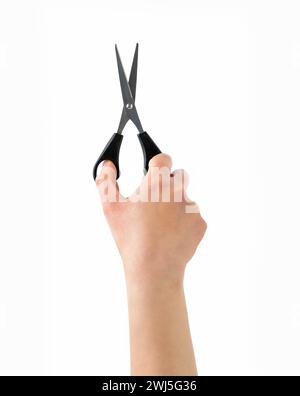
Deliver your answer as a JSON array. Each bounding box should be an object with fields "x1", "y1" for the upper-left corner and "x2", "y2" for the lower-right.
[{"x1": 93, "y1": 44, "x2": 161, "y2": 180}]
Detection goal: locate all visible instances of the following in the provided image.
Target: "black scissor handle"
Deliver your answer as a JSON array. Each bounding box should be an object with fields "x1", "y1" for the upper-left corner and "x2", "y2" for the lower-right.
[
  {"x1": 93, "y1": 133, "x2": 123, "y2": 180},
  {"x1": 138, "y1": 132, "x2": 161, "y2": 174},
  {"x1": 93, "y1": 131, "x2": 161, "y2": 180}
]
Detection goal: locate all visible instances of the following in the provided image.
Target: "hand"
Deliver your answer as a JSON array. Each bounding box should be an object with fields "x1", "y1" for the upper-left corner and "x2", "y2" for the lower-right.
[
  {"x1": 95, "y1": 153, "x2": 207, "y2": 375},
  {"x1": 96, "y1": 153, "x2": 207, "y2": 286}
]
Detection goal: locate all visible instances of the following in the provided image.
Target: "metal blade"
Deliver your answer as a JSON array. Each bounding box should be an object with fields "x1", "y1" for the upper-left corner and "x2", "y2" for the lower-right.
[
  {"x1": 129, "y1": 43, "x2": 138, "y2": 100},
  {"x1": 117, "y1": 108, "x2": 128, "y2": 134},
  {"x1": 115, "y1": 44, "x2": 144, "y2": 134},
  {"x1": 117, "y1": 44, "x2": 139, "y2": 134}
]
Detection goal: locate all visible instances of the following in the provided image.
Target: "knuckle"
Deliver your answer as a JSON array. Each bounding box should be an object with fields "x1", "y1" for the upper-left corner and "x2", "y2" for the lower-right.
[
  {"x1": 198, "y1": 216, "x2": 207, "y2": 236},
  {"x1": 149, "y1": 153, "x2": 172, "y2": 168},
  {"x1": 160, "y1": 153, "x2": 172, "y2": 164},
  {"x1": 201, "y1": 218, "x2": 208, "y2": 232}
]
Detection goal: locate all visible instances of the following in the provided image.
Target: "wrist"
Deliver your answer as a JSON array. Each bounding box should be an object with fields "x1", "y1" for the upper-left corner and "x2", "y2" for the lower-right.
[
  {"x1": 125, "y1": 274, "x2": 186, "y2": 319},
  {"x1": 124, "y1": 265, "x2": 185, "y2": 300}
]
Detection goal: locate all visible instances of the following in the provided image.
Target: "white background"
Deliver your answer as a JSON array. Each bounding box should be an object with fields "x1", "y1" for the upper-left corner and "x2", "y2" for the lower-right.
[{"x1": 0, "y1": 0, "x2": 300, "y2": 376}]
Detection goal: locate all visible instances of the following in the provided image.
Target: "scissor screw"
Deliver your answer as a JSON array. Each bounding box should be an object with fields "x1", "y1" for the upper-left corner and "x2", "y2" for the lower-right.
[{"x1": 126, "y1": 103, "x2": 133, "y2": 110}]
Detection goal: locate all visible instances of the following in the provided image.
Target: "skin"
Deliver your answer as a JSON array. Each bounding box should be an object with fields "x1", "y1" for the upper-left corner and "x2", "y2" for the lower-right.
[{"x1": 96, "y1": 153, "x2": 207, "y2": 376}]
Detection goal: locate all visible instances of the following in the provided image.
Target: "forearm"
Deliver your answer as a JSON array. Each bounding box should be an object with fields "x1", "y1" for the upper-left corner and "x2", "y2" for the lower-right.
[{"x1": 125, "y1": 271, "x2": 197, "y2": 376}]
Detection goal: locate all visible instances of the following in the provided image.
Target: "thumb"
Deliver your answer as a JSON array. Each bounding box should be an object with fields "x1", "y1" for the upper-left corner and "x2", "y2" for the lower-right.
[{"x1": 95, "y1": 161, "x2": 124, "y2": 203}]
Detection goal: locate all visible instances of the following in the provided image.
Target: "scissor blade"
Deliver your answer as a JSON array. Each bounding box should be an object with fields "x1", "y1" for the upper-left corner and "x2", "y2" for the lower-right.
[
  {"x1": 117, "y1": 44, "x2": 139, "y2": 134},
  {"x1": 129, "y1": 43, "x2": 138, "y2": 101},
  {"x1": 115, "y1": 45, "x2": 134, "y2": 107},
  {"x1": 117, "y1": 108, "x2": 128, "y2": 134},
  {"x1": 115, "y1": 45, "x2": 144, "y2": 133}
]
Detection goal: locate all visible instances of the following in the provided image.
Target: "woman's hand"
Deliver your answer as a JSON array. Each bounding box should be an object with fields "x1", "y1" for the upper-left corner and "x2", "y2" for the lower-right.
[
  {"x1": 96, "y1": 153, "x2": 207, "y2": 287},
  {"x1": 96, "y1": 153, "x2": 207, "y2": 375}
]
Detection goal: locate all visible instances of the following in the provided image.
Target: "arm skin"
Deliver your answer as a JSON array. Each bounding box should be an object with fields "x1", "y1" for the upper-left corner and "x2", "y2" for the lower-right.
[
  {"x1": 125, "y1": 277, "x2": 197, "y2": 375},
  {"x1": 96, "y1": 153, "x2": 207, "y2": 376}
]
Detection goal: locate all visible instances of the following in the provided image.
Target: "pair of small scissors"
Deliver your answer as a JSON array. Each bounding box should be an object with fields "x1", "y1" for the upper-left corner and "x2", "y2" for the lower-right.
[{"x1": 93, "y1": 44, "x2": 161, "y2": 180}]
